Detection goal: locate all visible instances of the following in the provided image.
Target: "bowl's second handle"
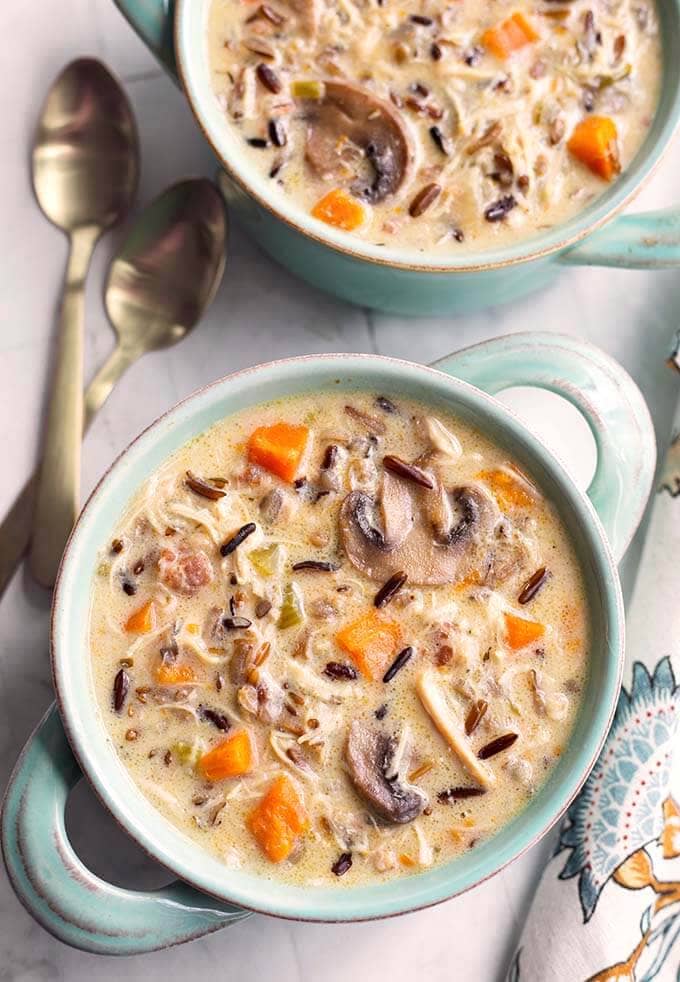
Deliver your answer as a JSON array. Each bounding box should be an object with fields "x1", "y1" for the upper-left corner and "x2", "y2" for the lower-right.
[
  {"x1": 433, "y1": 331, "x2": 656, "y2": 563},
  {"x1": 1, "y1": 705, "x2": 249, "y2": 954},
  {"x1": 559, "y1": 207, "x2": 680, "y2": 268}
]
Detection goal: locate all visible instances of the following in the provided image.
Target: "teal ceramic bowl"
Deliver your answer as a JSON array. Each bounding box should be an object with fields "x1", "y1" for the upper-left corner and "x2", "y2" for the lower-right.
[
  {"x1": 1, "y1": 334, "x2": 655, "y2": 954},
  {"x1": 114, "y1": 0, "x2": 680, "y2": 315}
]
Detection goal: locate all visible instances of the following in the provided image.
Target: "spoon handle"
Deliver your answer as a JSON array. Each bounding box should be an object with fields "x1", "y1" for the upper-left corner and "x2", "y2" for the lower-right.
[
  {"x1": 0, "y1": 343, "x2": 133, "y2": 600},
  {"x1": 84, "y1": 345, "x2": 134, "y2": 427},
  {"x1": 28, "y1": 226, "x2": 99, "y2": 588}
]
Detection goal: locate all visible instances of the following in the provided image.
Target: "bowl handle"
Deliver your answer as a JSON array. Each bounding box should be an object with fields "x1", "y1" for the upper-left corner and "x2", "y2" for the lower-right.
[
  {"x1": 113, "y1": 0, "x2": 179, "y2": 81},
  {"x1": 1, "y1": 704, "x2": 249, "y2": 954},
  {"x1": 432, "y1": 331, "x2": 655, "y2": 562},
  {"x1": 558, "y1": 207, "x2": 680, "y2": 268}
]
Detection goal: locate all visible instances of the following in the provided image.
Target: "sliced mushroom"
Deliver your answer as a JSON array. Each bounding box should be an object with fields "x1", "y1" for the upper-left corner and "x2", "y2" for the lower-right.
[
  {"x1": 340, "y1": 471, "x2": 498, "y2": 585},
  {"x1": 345, "y1": 720, "x2": 427, "y2": 824},
  {"x1": 482, "y1": 518, "x2": 538, "y2": 589},
  {"x1": 418, "y1": 416, "x2": 463, "y2": 461},
  {"x1": 259, "y1": 487, "x2": 298, "y2": 524},
  {"x1": 416, "y1": 669, "x2": 495, "y2": 789},
  {"x1": 302, "y1": 81, "x2": 414, "y2": 203}
]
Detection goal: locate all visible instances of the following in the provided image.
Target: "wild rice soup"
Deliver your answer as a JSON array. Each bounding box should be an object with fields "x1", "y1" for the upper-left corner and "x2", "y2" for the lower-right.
[
  {"x1": 91, "y1": 391, "x2": 589, "y2": 884},
  {"x1": 207, "y1": 0, "x2": 661, "y2": 252}
]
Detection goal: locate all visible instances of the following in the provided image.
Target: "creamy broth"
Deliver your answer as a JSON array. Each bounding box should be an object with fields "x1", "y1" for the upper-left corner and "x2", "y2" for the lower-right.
[
  {"x1": 90, "y1": 391, "x2": 589, "y2": 885},
  {"x1": 207, "y1": 0, "x2": 661, "y2": 253}
]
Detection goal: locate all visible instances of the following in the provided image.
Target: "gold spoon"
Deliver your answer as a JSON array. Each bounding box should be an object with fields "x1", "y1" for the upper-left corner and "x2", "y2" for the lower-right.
[
  {"x1": 29, "y1": 58, "x2": 139, "y2": 587},
  {"x1": 0, "y1": 179, "x2": 227, "y2": 600}
]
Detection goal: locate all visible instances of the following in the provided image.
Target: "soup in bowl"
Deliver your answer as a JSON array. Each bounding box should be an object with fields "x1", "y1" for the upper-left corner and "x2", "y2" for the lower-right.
[
  {"x1": 208, "y1": 0, "x2": 662, "y2": 253},
  {"x1": 91, "y1": 388, "x2": 589, "y2": 885},
  {"x1": 1, "y1": 336, "x2": 655, "y2": 952},
  {"x1": 115, "y1": 0, "x2": 680, "y2": 314}
]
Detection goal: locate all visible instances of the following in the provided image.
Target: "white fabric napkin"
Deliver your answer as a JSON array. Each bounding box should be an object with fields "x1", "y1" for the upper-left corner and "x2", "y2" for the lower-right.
[{"x1": 507, "y1": 370, "x2": 680, "y2": 982}]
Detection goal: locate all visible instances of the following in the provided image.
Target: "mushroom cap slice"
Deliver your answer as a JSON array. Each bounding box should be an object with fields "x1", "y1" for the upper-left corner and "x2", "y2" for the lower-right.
[
  {"x1": 346, "y1": 720, "x2": 427, "y2": 824},
  {"x1": 340, "y1": 473, "x2": 499, "y2": 586},
  {"x1": 303, "y1": 81, "x2": 414, "y2": 203}
]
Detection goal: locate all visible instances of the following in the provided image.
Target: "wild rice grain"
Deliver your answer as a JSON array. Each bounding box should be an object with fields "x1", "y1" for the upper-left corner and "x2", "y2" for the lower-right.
[
  {"x1": 185, "y1": 470, "x2": 227, "y2": 500},
  {"x1": 256, "y1": 62, "x2": 282, "y2": 93},
  {"x1": 429, "y1": 125, "x2": 449, "y2": 155},
  {"x1": 332, "y1": 852, "x2": 353, "y2": 876},
  {"x1": 438, "y1": 786, "x2": 486, "y2": 802},
  {"x1": 324, "y1": 661, "x2": 358, "y2": 681},
  {"x1": 113, "y1": 668, "x2": 130, "y2": 713},
  {"x1": 478, "y1": 732, "x2": 518, "y2": 760},
  {"x1": 518, "y1": 566, "x2": 549, "y2": 604},
  {"x1": 220, "y1": 522, "x2": 257, "y2": 557},
  {"x1": 292, "y1": 560, "x2": 339, "y2": 572},
  {"x1": 465, "y1": 699, "x2": 488, "y2": 735},
  {"x1": 222, "y1": 616, "x2": 253, "y2": 630},
  {"x1": 268, "y1": 118, "x2": 287, "y2": 147},
  {"x1": 374, "y1": 570, "x2": 408, "y2": 608},
  {"x1": 383, "y1": 455, "x2": 434, "y2": 488},
  {"x1": 484, "y1": 195, "x2": 517, "y2": 222},
  {"x1": 382, "y1": 646, "x2": 413, "y2": 683},
  {"x1": 409, "y1": 183, "x2": 441, "y2": 218},
  {"x1": 255, "y1": 599, "x2": 273, "y2": 618}
]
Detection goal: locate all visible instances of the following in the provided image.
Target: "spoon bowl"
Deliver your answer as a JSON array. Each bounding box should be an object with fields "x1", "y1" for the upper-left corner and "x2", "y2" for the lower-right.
[
  {"x1": 32, "y1": 58, "x2": 139, "y2": 232},
  {"x1": 104, "y1": 179, "x2": 228, "y2": 359}
]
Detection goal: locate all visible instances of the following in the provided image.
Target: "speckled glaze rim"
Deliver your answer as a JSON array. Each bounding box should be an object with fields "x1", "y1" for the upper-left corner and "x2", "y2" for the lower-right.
[
  {"x1": 174, "y1": 0, "x2": 680, "y2": 273},
  {"x1": 47, "y1": 345, "x2": 626, "y2": 923}
]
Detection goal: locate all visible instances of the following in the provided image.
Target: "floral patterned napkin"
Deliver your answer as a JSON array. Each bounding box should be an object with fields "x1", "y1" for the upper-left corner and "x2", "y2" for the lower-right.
[{"x1": 507, "y1": 353, "x2": 680, "y2": 982}]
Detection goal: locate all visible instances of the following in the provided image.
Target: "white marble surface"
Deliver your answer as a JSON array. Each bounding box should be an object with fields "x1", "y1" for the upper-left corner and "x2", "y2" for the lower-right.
[{"x1": 2, "y1": 4, "x2": 680, "y2": 980}]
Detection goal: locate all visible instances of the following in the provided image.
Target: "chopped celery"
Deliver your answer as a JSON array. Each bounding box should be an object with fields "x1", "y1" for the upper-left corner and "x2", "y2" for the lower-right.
[
  {"x1": 249, "y1": 543, "x2": 283, "y2": 577},
  {"x1": 173, "y1": 740, "x2": 201, "y2": 767},
  {"x1": 278, "y1": 583, "x2": 305, "y2": 629},
  {"x1": 291, "y1": 79, "x2": 325, "y2": 100}
]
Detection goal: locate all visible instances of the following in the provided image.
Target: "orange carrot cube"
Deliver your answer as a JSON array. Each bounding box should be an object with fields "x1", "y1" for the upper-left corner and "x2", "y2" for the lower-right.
[
  {"x1": 504, "y1": 612, "x2": 545, "y2": 650},
  {"x1": 155, "y1": 663, "x2": 197, "y2": 685},
  {"x1": 247, "y1": 422, "x2": 310, "y2": 482},
  {"x1": 482, "y1": 12, "x2": 538, "y2": 59},
  {"x1": 311, "y1": 189, "x2": 365, "y2": 232},
  {"x1": 124, "y1": 600, "x2": 155, "y2": 634},
  {"x1": 478, "y1": 467, "x2": 535, "y2": 510},
  {"x1": 335, "y1": 609, "x2": 402, "y2": 680},
  {"x1": 248, "y1": 774, "x2": 309, "y2": 862},
  {"x1": 567, "y1": 116, "x2": 621, "y2": 181},
  {"x1": 198, "y1": 730, "x2": 255, "y2": 781}
]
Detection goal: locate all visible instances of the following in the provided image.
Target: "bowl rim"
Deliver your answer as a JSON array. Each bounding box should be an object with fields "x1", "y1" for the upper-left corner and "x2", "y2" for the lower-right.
[
  {"x1": 174, "y1": 0, "x2": 680, "y2": 274},
  {"x1": 50, "y1": 351, "x2": 624, "y2": 922}
]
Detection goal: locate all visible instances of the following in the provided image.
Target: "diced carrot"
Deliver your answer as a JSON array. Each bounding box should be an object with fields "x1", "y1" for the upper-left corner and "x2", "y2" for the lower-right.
[
  {"x1": 335, "y1": 608, "x2": 402, "y2": 680},
  {"x1": 482, "y1": 12, "x2": 538, "y2": 59},
  {"x1": 477, "y1": 467, "x2": 535, "y2": 510},
  {"x1": 124, "y1": 600, "x2": 155, "y2": 634},
  {"x1": 248, "y1": 774, "x2": 309, "y2": 863},
  {"x1": 504, "y1": 612, "x2": 545, "y2": 650},
  {"x1": 198, "y1": 730, "x2": 255, "y2": 781},
  {"x1": 399, "y1": 853, "x2": 416, "y2": 867},
  {"x1": 311, "y1": 189, "x2": 366, "y2": 231},
  {"x1": 567, "y1": 116, "x2": 621, "y2": 181},
  {"x1": 455, "y1": 569, "x2": 482, "y2": 592},
  {"x1": 247, "y1": 422, "x2": 310, "y2": 483},
  {"x1": 155, "y1": 663, "x2": 197, "y2": 685}
]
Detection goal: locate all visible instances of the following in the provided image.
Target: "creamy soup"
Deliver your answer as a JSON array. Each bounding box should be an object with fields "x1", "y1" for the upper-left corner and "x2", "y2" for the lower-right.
[
  {"x1": 207, "y1": 0, "x2": 661, "y2": 253},
  {"x1": 90, "y1": 391, "x2": 589, "y2": 885}
]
